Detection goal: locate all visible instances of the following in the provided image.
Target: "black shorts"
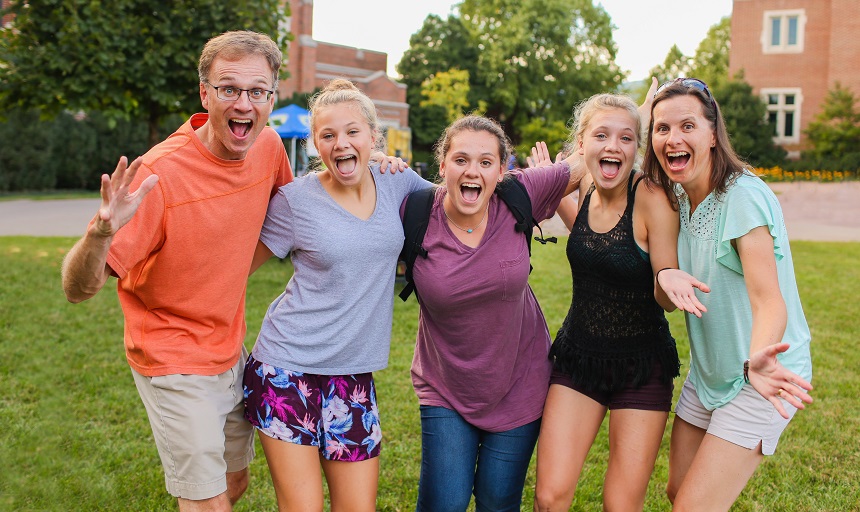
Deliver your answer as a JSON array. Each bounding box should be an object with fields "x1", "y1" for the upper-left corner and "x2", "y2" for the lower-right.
[{"x1": 549, "y1": 361, "x2": 674, "y2": 412}]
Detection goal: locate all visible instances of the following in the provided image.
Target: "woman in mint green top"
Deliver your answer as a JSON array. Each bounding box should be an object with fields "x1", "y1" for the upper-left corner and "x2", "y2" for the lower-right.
[{"x1": 642, "y1": 78, "x2": 814, "y2": 512}]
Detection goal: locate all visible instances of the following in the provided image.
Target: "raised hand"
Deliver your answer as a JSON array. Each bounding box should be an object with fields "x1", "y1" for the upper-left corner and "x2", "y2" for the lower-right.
[
  {"x1": 93, "y1": 156, "x2": 159, "y2": 237},
  {"x1": 638, "y1": 77, "x2": 659, "y2": 128},
  {"x1": 526, "y1": 141, "x2": 562, "y2": 168},
  {"x1": 748, "y1": 342, "x2": 814, "y2": 419},
  {"x1": 656, "y1": 268, "x2": 710, "y2": 318}
]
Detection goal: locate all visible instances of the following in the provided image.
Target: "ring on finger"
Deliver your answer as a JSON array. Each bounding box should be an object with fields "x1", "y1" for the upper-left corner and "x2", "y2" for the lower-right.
[{"x1": 777, "y1": 389, "x2": 783, "y2": 398}]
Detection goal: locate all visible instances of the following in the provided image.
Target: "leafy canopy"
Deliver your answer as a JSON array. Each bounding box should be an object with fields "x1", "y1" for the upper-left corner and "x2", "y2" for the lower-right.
[
  {"x1": 0, "y1": 0, "x2": 290, "y2": 146},
  {"x1": 397, "y1": 0, "x2": 622, "y2": 161}
]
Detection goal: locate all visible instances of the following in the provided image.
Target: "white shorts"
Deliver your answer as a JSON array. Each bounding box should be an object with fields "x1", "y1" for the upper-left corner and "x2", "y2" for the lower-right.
[
  {"x1": 131, "y1": 347, "x2": 255, "y2": 500},
  {"x1": 674, "y1": 376, "x2": 797, "y2": 455}
]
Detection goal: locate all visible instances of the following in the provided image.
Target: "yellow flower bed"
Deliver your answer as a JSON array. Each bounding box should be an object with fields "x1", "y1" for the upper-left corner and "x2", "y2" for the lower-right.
[{"x1": 756, "y1": 167, "x2": 856, "y2": 182}]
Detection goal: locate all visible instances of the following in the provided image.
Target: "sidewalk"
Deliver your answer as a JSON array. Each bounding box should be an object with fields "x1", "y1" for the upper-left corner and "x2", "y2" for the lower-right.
[
  {"x1": 540, "y1": 181, "x2": 860, "y2": 242},
  {"x1": 1, "y1": 182, "x2": 858, "y2": 241}
]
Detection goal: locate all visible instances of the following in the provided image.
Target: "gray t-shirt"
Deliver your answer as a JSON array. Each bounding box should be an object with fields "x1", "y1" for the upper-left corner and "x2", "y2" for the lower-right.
[{"x1": 252, "y1": 167, "x2": 431, "y2": 374}]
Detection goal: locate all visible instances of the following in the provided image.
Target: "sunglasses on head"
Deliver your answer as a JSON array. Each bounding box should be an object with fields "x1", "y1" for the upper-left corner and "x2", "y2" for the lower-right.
[{"x1": 656, "y1": 77, "x2": 716, "y2": 109}]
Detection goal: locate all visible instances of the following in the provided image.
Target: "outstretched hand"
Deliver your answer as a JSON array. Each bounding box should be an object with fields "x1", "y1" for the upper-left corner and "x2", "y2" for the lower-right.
[
  {"x1": 657, "y1": 268, "x2": 710, "y2": 318},
  {"x1": 748, "y1": 343, "x2": 814, "y2": 419},
  {"x1": 94, "y1": 156, "x2": 159, "y2": 237}
]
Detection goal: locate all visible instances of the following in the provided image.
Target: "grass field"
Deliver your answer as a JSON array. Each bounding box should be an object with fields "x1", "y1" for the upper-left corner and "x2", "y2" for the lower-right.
[{"x1": 1, "y1": 236, "x2": 857, "y2": 511}]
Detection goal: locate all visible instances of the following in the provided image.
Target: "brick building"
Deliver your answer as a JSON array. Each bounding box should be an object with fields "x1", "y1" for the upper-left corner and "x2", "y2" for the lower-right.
[
  {"x1": 729, "y1": 0, "x2": 860, "y2": 157},
  {"x1": 282, "y1": 0, "x2": 410, "y2": 133}
]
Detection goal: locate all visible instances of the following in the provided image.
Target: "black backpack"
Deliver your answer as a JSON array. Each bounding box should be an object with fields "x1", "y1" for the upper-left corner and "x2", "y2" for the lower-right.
[{"x1": 398, "y1": 176, "x2": 556, "y2": 302}]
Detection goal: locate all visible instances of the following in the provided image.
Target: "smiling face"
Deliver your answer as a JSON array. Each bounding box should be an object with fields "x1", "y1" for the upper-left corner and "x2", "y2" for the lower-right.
[
  {"x1": 651, "y1": 94, "x2": 716, "y2": 194},
  {"x1": 578, "y1": 108, "x2": 639, "y2": 191},
  {"x1": 198, "y1": 54, "x2": 275, "y2": 160},
  {"x1": 312, "y1": 102, "x2": 376, "y2": 188},
  {"x1": 440, "y1": 129, "x2": 505, "y2": 218}
]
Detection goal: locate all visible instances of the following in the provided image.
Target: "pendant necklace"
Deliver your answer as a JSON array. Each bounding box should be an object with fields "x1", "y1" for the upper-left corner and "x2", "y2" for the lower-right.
[{"x1": 443, "y1": 204, "x2": 488, "y2": 234}]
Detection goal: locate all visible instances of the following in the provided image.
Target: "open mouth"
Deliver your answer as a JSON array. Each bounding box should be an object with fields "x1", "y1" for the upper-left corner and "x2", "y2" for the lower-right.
[
  {"x1": 460, "y1": 183, "x2": 482, "y2": 204},
  {"x1": 599, "y1": 158, "x2": 621, "y2": 179},
  {"x1": 335, "y1": 155, "x2": 358, "y2": 175},
  {"x1": 667, "y1": 151, "x2": 690, "y2": 171},
  {"x1": 229, "y1": 119, "x2": 252, "y2": 138}
]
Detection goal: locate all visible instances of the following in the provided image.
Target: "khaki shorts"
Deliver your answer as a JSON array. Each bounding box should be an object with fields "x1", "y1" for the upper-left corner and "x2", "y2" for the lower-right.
[
  {"x1": 674, "y1": 376, "x2": 797, "y2": 455},
  {"x1": 131, "y1": 348, "x2": 255, "y2": 500}
]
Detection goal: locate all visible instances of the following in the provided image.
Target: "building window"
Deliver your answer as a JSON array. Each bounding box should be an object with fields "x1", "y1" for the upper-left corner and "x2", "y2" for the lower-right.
[
  {"x1": 762, "y1": 88, "x2": 802, "y2": 144},
  {"x1": 762, "y1": 10, "x2": 805, "y2": 54}
]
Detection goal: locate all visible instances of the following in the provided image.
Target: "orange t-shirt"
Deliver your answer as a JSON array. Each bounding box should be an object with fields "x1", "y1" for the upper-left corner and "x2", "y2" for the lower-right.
[{"x1": 107, "y1": 113, "x2": 293, "y2": 377}]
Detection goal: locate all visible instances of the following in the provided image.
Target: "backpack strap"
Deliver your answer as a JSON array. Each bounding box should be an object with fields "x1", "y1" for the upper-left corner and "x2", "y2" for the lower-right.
[
  {"x1": 495, "y1": 177, "x2": 557, "y2": 272},
  {"x1": 398, "y1": 186, "x2": 437, "y2": 302}
]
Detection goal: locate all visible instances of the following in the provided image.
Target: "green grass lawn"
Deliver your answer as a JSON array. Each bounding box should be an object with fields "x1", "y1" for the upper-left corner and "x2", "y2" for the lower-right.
[{"x1": 1, "y1": 236, "x2": 857, "y2": 511}]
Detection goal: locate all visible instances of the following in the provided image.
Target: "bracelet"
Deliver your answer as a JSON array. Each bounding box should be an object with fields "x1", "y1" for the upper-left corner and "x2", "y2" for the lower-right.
[
  {"x1": 743, "y1": 359, "x2": 750, "y2": 384},
  {"x1": 655, "y1": 267, "x2": 674, "y2": 285}
]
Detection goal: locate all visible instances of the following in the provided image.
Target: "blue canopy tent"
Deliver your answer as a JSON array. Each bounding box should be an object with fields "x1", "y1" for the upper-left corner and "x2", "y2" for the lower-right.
[{"x1": 269, "y1": 104, "x2": 311, "y2": 174}]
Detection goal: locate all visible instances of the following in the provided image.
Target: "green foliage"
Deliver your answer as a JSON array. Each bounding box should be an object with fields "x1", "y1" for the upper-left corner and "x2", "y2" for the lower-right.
[
  {"x1": 0, "y1": 107, "x2": 182, "y2": 192},
  {"x1": 397, "y1": 1, "x2": 622, "y2": 153},
  {"x1": 648, "y1": 44, "x2": 691, "y2": 84},
  {"x1": 514, "y1": 117, "x2": 569, "y2": 165},
  {"x1": 420, "y1": 68, "x2": 477, "y2": 123},
  {"x1": 713, "y1": 80, "x2": 787, "y2": 167},
  {"x1": 1, "y1": 235, "x2": 858, "y2": 510},
  {"x1": 647, "y1": 17, "x2": 730, "y2": 86},
  {"x1": 0, "y1": 0, "x2": 290, "y2": 146},
  {"x1": 397, "y1": 14, "x2": 478, "y2": 152},
  {"x1": 688, "y1": 16, "x2": 731, "y2": 89},
  {"x1": 804, "y1": 83, "x2": 860, "y2": 161}
]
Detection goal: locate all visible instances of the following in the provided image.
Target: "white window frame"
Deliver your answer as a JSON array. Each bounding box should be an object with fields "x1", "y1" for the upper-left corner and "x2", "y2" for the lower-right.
[
  {"x1": 762, "y1": 10, "x2": 806, "y2": 54},
  {"x1": 761, "y1": 88, "x2": 802, "y2": 144}
]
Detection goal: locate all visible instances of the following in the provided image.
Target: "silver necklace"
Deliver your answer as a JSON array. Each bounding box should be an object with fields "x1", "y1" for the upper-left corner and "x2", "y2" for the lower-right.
[{"x1": 443, "y1": 204, "x2": 488, "y2": 234}]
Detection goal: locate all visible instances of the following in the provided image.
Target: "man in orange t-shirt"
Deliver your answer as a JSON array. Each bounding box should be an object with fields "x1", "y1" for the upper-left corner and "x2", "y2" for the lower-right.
[{"x1": 61, "y1": 31, "x2": 292, "y2": 511}]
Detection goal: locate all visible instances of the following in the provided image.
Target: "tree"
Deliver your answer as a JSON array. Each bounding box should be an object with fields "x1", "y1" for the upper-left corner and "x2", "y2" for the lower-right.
[
  {"x1": 713, "y1": 79, "x2": 786, "y2": 167},
  {"x1": 397, "y1": 14, "x2": 480, "y2": 154},
  {"x1": 804, "y1": 82, "x2": 860, "y2": 161},
  {"x1": 688, "y1": 16, "x2": 731, "y2": 89},
  {"x1": 420, "y1": 68, "x2": 480, "y2": 123},
  {"x1": 398, "y1": 0, "x2": 622, "y2": 153},
  {"x1": 647, "y1": 45, "x2": 691, "y2": 85},
  {"x1": 0, "y1": 0, "x2": 290, "y2": 147}
]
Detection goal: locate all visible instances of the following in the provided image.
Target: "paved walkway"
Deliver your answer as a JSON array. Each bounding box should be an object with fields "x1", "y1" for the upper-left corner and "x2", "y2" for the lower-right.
[
  {"x1": 539, "y1": 181, "x2": 860, "y2": 242},
  {"x1": 1, "y1": 182, "x2": 858, "y2": 241}
]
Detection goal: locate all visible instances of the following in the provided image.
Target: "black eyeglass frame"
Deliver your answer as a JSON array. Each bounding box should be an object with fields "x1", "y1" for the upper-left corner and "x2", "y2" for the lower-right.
[{"x1": 204, "y1": 82, "x2": 274, "y2": 103}]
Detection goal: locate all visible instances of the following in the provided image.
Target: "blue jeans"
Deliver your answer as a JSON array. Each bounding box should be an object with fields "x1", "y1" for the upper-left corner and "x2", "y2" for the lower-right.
[{"x1": 416, "y1": 405, "x2": 541, "y2": 512}]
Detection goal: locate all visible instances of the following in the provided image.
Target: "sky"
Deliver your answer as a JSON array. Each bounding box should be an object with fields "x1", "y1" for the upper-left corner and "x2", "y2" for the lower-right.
[{"x1": 312, "y1": 0, "x2": 733, "y2": 82}]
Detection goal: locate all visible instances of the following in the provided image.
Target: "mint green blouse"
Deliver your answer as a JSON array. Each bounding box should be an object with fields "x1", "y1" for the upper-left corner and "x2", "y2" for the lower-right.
[{"x1": 677, "y1": 172, "x2": 812, "y2": 410}]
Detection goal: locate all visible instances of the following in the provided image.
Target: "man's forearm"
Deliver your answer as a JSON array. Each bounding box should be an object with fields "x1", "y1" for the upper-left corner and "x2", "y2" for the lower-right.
[{"x1": 62, "y1": 224, "x2": 114, "y2": 303}]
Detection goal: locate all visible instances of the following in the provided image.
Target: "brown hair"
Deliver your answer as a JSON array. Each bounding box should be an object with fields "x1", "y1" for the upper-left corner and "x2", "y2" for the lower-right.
[
  {"x1": 642, "y1": 81, "x2": 750, "y2": 207},
  {"x1": 198, "y1": 31, "x2": 281, "y2": 89},
  {"x1": 433, "y1": 115, "x2": 512, "y2": 181}
]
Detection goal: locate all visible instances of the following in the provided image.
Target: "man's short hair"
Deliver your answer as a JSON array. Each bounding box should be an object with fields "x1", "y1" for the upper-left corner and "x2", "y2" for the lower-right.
[{"x1": 198, "y1": 31, "x2": 282, "y2": 89}]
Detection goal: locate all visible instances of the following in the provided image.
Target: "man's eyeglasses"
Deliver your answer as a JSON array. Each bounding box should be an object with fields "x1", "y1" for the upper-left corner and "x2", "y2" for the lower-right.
[
  {"x1": 656, "y1": 77, "x2": 716, "y2": 108},
  {"x1": 206, "y1": 82, "x2": 274, "y2": 103}
]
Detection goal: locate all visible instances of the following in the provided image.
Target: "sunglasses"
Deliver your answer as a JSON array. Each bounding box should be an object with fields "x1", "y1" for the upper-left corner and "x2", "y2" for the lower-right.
[{"x1": 656, "y1": 77, "x2": 716, "y2": 109}]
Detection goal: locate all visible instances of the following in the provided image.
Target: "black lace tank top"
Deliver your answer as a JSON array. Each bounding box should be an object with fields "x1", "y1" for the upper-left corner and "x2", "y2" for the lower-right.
[{"x1": 550, "y1": 173, "x2": 679, "y2": 392}]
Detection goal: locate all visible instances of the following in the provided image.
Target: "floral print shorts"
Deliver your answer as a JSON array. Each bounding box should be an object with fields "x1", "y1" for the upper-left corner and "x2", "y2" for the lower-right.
[{"x1": 243, "y1": 355, "x2": 382, "y2": 461}]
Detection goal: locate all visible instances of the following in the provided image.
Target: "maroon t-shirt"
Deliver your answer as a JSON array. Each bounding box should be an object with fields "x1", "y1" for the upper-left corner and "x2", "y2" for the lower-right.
[{"x1": 411, "y1": 163, "x2": 570, "y2": 431}]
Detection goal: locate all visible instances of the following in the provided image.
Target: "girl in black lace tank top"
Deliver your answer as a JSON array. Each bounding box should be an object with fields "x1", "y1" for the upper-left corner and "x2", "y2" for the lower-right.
[
  {"x1": 534, "y1": 91, "x2": 694, "y2": 511},
  {"x1": 550, "y1": 172, "x2": 679, "y2": 390}
]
